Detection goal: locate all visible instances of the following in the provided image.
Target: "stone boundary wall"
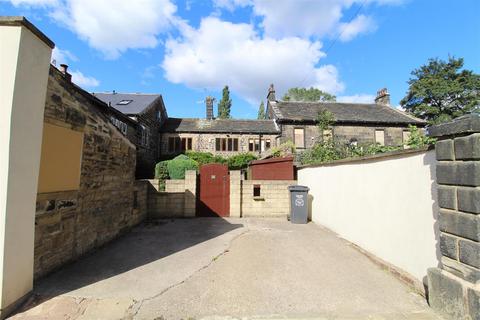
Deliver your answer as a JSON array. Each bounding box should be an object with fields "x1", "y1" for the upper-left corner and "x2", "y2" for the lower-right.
[
  {"x1": 147, "y1": 171, "x2": 197, "y2": 218},
  {"x1": 426, "y1": 114, "x2": 480, "y2": 320},
  {"x1": 34, "y1": 67, "x2": 144, "y2": 279},
  {"x1": 297, "y1": 148, "x2": 439, "y2": 292},
  {"x1": 146, "y1": 170, "x2": 294, "y2": 219},
  {"x1": 237, "y1": 179, "x2": 293, "y2": 218}
]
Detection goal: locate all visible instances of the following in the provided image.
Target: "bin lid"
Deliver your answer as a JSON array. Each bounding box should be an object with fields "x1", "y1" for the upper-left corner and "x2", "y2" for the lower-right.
[{"x1": 288, "y1": 185, "x2": 310, "y2": 192}]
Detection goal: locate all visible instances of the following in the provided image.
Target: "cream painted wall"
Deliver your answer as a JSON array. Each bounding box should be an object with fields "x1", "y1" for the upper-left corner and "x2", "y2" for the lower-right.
[
  {"x1": 298, "y1": 150, "x2": 440, "y2": 284},
  {"x1": 0, "y1": 23, "x2": 52, "y2": 316}
]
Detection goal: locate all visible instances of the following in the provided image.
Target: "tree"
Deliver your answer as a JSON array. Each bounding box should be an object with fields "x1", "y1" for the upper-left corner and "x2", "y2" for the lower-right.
[
  {"x1": 282, "y1": 87, "x2": 336, "y2": 102},
  {"x1": 317, "y1": 109, "x2": 335, "y2": 131},
  {"x1": 257, "y1": 101, "x2": 266, "y2": 119},
  {"x1": 217, "y1": 85, "x2": 232, "y2": 119},
  {"x1": 400, "y1": 57, "x2": 480, "y2": 125}
]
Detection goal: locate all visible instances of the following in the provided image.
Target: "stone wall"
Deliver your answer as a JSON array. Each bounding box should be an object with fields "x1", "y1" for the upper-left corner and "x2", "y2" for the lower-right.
[
  {"x1": 240, "y1": 180, "x2": 293, "y2": 217},
  {"x1": 279, "y1": 123, "x2": 409, "y2": 148},
  {"x1": 146, "y1": 170, "x2": 292, "y2": 219},
  {"x1": 34, "y1": 66, "x2": 144, "y2": 278},
  {"x1": 135, "y1": 98, "x2": 167, "y2": 178},
  {"x1": 427, "y1": 114, "x2": 480, "y2": 320},
  {"x1": 160, "y1": 132, "x2": 279, "y2": 157},
  {"x1": 147, "y1": 171, "x2": 197, "y2": 218}
]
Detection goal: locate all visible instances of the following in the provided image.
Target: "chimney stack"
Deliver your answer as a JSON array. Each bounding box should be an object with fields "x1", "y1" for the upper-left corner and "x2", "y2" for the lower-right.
[
  {"x1": 206, "y1": 96, "x2": 214, "y2": 120},
  {"x1": 59, "y1": 64, "x2": 72, "y2": 82},
  {"x1": 267, "y1": 84, "x2": 276, "y2": 101},
  {"x1": 375, "y1": 88, "x2": 390, "y2": 106}
]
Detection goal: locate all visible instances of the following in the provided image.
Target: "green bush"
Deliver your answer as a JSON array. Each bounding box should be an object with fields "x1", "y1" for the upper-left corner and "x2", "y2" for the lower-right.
[
  {"x1": 298, "y1": 140, "x2": 342, "y2": 164},
  {"x1": 299, "y1": 140, "x2": 402, "y2": 165},
  {"x1": 227, "y1": 153, "x2": 257, "y2": 170},
  {"x1": 185, "y1": 151, "x2": 226, "y2": 166},
  {"x1": 270, "y1": 141, "x2": 296, "y2": 157},
  {"x1": 154, "y1": 160, "x2": 169, "y2": 180},
  {"x1": 167, "y1": 155, "x2": 199, "y2": 179},
  {"x1": 406, "y1": 125, "x2": 436, "y2": 148}
]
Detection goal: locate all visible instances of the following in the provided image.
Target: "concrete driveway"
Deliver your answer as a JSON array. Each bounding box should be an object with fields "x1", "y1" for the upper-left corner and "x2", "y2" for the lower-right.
[{"x1": 10, "y1": 218, "x2": 442, "y2": 319}]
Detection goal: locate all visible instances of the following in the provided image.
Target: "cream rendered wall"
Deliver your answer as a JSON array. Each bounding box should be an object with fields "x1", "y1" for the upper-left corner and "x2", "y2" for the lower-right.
[
  {"x1": 0, "y1": 22, "x2": 52, "y2": 316},
  {"x1": 298, "y1": 150, "x2": 440, "y2": 284}
]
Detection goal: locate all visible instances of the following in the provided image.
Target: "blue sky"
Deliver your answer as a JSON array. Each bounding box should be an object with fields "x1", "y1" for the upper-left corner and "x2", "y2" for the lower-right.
[{"x1": 1, "y1": 0, "x2": 478, "y2": 119}]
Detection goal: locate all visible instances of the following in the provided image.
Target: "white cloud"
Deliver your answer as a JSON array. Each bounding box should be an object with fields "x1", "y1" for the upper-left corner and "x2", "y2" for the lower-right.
[
  {"x1": 53, "y1": 0, "x2": 177, "y2": 59},
  {"x1": 162, "y1": 17, "x2": 344, "y2": 105},
  {"x1": 5, "y1": 0, "x2": 178, "y2": 59},
  {"x1": 337, "y1": 94, "x2": 375, "y2": 103},
  {"x1": 338, "y1": 14, "x2": 376, "y2": 42},
  {"x1": 214, "y1": 0, "x2": 400, "y2": 41},
  {"x1": 252, "y1": 0, "x2": 349, "y2": 39},
  {"x1": 70, "y1": 70, "x2": 100, "y2": 88}
]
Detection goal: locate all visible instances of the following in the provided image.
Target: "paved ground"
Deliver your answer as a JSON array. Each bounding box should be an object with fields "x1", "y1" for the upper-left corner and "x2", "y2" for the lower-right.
[{"x1": 10, "y1": 218, "x2": 442, "y2": 320}]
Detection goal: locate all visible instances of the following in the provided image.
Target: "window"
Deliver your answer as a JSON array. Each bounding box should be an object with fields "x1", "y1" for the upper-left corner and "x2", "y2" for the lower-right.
[
  {"x1": 265, "y1": 139, "x2": 271, "y2": 150},
  {"x1": 117, "y1": 99, "x2": 133, "y2": 105},
  {"x1": 402, "y1": 131, "x2": 411, "y2": 149},
  {"x1": 110, "y1": 116, "x2": 127, "y2": 135},
  {"x1": 156, "y1": 110, "x2": 162, "y2": 120},
  {"x1": 141, "y1": 126, "x2": 150, "y2": 146},
  {"x1": 402, "y1": 131, "x2": 410, "y2": 144},
  {"x1": 294, "y1": 128, "x2": 305, "y2": 148},
  {"x1": 215, "y1": 138, "x2": 239, "y2": 151},
  {"x1": 168, "y1": 137, "x2": 192, "y2": 152},
  {"x1": 375, "y1": 129, "x2": 385, "y2": 146},
  {"x1": 253, "y1": 184, "x2": 261, "y2": 197},
  {"x1": 248, "y1": 139, "x2": 260, "y2": 152}
]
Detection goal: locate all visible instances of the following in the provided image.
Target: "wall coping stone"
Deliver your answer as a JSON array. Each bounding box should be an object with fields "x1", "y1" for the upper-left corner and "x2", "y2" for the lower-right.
[
  {"x1": 297, "y1": 147, "x2": 431, "y2": 169},
  {"x1": 429, "y1": 114, "x2": 480, "y2": 138},
  {"x1": 0, "y1": 16, "x2": 55, "y2": 48}
]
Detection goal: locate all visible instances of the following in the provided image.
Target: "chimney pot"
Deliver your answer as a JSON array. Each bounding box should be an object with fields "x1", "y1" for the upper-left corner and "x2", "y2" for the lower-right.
[
  {"x1": 267, "y1": 83, "x2": 276, "y2": 101},
  {"x1": 206, "y1": 96, "x2": 214, "y2": 120},
  {"x1": 59, "y1": 64, "x2": 72, "y2": 82},
  {"x1": 375, "y1": 87, "x2": 390, "y2": 106}
]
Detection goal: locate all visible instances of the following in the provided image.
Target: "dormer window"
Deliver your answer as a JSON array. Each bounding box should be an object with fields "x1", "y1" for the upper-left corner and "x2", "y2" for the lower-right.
[{"x1": 117, "y1": 100, "x2": 133, "y2": 105}]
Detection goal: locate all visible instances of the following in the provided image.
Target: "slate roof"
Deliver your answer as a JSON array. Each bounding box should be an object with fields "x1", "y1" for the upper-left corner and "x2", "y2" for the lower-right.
[
  {"x1": 161, "y1": 118, "x2": 280, "y2": 134},
  {"x1": 93, "y1": 92, "x2": 161, "y2": 115},
  {"x1": 270, "y1": 101, "x2": 426, "y2": 125}
]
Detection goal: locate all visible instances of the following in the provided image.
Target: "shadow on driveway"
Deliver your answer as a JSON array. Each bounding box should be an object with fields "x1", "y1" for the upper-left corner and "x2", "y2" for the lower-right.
[{"x1": 14, "y1": 218, "x2": 243, "y2": 315}]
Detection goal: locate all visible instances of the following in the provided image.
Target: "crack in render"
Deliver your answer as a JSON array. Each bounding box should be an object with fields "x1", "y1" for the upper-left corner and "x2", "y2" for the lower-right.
[{"x1": 131, "y1": 228, "x2": 251, "y2": 318}]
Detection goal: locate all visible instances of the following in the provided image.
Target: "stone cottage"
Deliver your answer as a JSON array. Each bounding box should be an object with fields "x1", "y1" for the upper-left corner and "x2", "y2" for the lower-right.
[
  {"x1": 94, "y1": 91, "x2": 168, "y2": 178},
  {"x1": 35, "y1": 64, "x2": 147, "y2": 278},
  {"x1": 160, "y1": 97, "x2": 280, "y2": 157},
  {"x1": 266, "y1": 85, "x2": 427, "y2": 150}
]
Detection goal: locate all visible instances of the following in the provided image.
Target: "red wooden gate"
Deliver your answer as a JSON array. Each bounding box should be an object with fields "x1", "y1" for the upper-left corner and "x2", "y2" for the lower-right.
[{"x1": 198, "y1": 164, "x2": 230, "y2": 217}]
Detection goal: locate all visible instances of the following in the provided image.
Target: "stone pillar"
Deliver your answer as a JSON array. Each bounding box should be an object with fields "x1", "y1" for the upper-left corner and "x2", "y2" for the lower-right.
[
  {"x1": 0, "y1": 17, "x2": 54, "y2": 317},
  {"x1": 184, "y1": 170, "x2": 197, "y2": 217},
  {"x1": 427, "y1": 114, "x2": 480, "y2": 320},
  {"x1": 230, "y1": 171, "x2": 241, "y2": 218}
]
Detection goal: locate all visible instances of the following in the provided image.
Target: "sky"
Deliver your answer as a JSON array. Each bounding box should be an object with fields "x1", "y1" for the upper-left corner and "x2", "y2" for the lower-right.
[{"x1": 1, "y1": 0, "x2": 479, "y2": 119}]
